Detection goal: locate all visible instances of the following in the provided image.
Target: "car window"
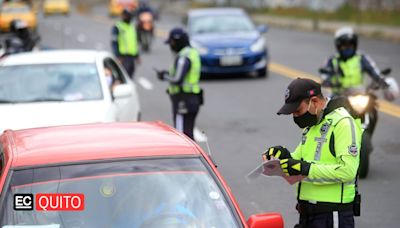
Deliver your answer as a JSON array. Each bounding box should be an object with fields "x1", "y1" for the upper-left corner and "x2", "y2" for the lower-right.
[
  {"x1": 190, "y1": 14, "x2": 255, "y2": 34},
  {"x1": 1, "y1": 158, "x2": 241, "y2": 227},
  {"x1": 104, "y1": 58, "x2": 126, "y2": 84},
  {"x1": 0, "y1": 63, "x2": 103, "y2": 103},
  {"x1": 1, "y1": 5, "x2": 30, "y2": 13}
]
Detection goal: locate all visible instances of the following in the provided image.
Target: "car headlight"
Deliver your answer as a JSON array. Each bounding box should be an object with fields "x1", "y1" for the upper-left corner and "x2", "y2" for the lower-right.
[
  {"x1": 190, "y1": 40, "x2": 208, "y2": 55},
  {"x1": 348, "y1": 95, "x2": 370, "y2": 114},
  {"x1": 250, "y1": 37, "x2": 265, "y2": 52}
]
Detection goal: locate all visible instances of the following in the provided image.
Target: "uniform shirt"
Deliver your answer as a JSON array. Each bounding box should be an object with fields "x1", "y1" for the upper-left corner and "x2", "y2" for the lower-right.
[
  {"x1": 163, "y1": 54, "x2": 191, "y2": 85},
  {"x1": 111, "y1": 23, "x2": 140, "y2": 57}
]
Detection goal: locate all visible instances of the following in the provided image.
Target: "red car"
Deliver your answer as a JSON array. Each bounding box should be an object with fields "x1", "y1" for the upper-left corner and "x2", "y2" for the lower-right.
[{"x1": 0, "y1": 122, "x2": 283, "y2": 227}]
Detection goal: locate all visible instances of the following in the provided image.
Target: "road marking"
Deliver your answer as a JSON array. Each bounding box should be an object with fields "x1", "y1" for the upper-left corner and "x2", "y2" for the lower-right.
[
  {"x1": 270, "y1": 62, "x2": 400, "y2": 119},
  {"x1": 77, "y1": 34, "x2": 86, "y2": 43},
  {"x1": 83, "y1": 13, "x2": 400, "y2": 119},
  {"x1": 194, "y1": 128, "x2": 207, "y2": 142},
  {"x1": 137, "y1": 77, "x2": 154, "y2": 90},
  {"x1": 64, "y1": 27, "x2": 72, "y2": 35}
]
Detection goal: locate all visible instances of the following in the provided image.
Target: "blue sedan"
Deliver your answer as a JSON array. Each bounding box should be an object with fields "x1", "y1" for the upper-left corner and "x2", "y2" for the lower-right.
[{"x1": 187, "y1": 8, "x2": 268, "y2": 77}]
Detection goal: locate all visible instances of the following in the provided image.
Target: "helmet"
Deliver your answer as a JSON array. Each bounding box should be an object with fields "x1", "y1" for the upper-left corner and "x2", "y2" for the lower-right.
[
  {"x1": 382, "y1": 77, "x2": 399, "y2": 101},
  {"x1": 334, "y1": 27, "x2": 358, "y2": 59},
  {"x1": 10, "y1": 19, "x2": 28, "y2": 33},
  {"x1": 165, "y1": 27, "x2": 189, "y2": 53}
]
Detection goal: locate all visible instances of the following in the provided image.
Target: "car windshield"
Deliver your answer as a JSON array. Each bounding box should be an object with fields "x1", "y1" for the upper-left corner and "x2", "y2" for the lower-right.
[
  {"x1": 0, "y1": 158, "x2": 241, "y2": 228},
  {"x1": 0, "y1": 63, "x2": 103, "y2": 103},
  {"x1": 1, "y1": 5, "x2": 30, "y2": 13},
  {"x1": 190, "y1": 14, "x2": 255, "y2": 34}
]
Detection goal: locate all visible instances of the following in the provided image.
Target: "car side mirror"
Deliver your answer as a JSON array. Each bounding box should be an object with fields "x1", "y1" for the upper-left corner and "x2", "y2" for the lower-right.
[
  {"x1": 112, "y1": 84, "x2": 132, "y2": 99},
  {"x1": 257, "y1": 25, "x2": 268, "y2": 34},
  {"x1": 247, "y1": 212, "x2": 284, "y2": 228}
]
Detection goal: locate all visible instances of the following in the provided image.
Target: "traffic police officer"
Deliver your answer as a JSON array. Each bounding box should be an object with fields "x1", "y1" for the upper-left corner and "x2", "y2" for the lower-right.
[
  {"x1": 111, "y1": 9, "x2": 140, "y2": 79},
  {"x1": 156, "y1": 27, "x2": 202, "y2": 140},
  {"x1": 263, "y1": 78, "x2": 361, "y2": 228},
  {"x1": 321, "y1": 26, "x2": 388, "y2": 95}
]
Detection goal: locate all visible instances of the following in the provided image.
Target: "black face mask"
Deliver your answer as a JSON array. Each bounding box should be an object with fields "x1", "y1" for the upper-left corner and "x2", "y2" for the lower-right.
[
  {"x1": 293, "y1": 101, "x2": 320, "y2": 128},
  {"x1": 293, "y1": 111, "x2": 318, "y2": 129}
]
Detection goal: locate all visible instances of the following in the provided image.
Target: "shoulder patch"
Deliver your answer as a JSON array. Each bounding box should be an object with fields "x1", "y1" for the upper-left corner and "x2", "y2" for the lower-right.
[{"x1": 348, "y1": 144, "x2": 358, "y2": 156}]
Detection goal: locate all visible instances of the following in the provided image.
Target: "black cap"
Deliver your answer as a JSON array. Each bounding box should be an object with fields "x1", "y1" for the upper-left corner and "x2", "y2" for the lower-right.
[
  {"x1": 165, "y1": 27, "x2": 188, "y2": 44},
  {"x1": 277, "y1": 78, "x2": 322, "y2": 115}
]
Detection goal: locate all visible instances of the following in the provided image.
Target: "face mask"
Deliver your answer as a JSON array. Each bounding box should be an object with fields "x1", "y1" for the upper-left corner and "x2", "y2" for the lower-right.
[
  {"x1": 105, "y1": 76, "x2": 113, "y2": 87},
  {"x1": 293, "y1": 101, "x2": 319, "y2": 128},
  {"x1": 340, "y1": 47, "x2": 355, "y2": 59}
]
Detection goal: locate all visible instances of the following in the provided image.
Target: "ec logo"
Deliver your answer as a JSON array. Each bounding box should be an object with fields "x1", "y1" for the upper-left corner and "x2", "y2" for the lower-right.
[
  {"x1": 13, "y1": 193, "x2": 84, "y2": 211},
  {"x1": 14, "y1": 194, "x2": 33, "y2": 210}
]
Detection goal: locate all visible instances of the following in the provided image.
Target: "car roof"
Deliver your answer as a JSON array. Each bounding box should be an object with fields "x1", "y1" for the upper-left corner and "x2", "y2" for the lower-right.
[
  {"x1": 0, "y1": 50, "x2": 109, "y2": 66},
  {"x1": 188, "y1": 7, "x2": 246, "y2": 17},
  {"x1": 4, "y1": 122, "x2": 201, "y2": 168}
]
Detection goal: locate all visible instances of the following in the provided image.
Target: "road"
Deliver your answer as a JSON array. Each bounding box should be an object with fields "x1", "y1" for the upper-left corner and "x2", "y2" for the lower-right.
[{"x1": 31, "y1": 4, "x2": 400, "y2": 227}]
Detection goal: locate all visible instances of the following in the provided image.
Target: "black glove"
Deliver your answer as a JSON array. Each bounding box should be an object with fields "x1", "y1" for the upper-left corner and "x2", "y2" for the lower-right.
[
  {"x1": 280, "y1": 158, "x2": 311, "y2": 176},
  {"x1": 378, "y1": 78, "x2": 389, "y2": 89},
  {"x1": 262, "y1": 146, "x2": 292, "y2": 161},
  {"x1": 156, "y1": 70, "x2": 168, "y2": 80}
]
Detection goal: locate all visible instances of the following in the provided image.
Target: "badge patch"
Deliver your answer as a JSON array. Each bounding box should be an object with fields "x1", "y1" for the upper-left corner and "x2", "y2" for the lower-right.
[
  {"x1": 284, "y1": 88, "x2": 290, "y2": 101},
  {"x1": 320, "y1": 123, "x2": 330, "y2": 135},
  {"x1": 348, "y1": 144, "x2": 358, "y2": 156}
]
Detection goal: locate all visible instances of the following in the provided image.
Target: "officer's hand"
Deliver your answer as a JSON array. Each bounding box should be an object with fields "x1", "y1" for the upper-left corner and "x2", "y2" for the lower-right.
[
  {"x1": 157, "y1": 70, "x2": 168, "y2": 80},
  {"x1": 135, "y1": 57, "x2": 141, "y2": 65},
  {"x1": 280, "y1": 158, "x2": 311, "y2": 176},
  {"x1": 262, "y1": 146, "x2": 291, "y2": 161}
]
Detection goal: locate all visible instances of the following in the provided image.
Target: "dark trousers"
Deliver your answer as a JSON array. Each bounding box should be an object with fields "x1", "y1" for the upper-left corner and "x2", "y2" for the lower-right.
[
  {"x1": 120, "y1": 55, "x2": 136, "y2": 79},
  {"x1": 170, "y1": 93, "x2": 200, "y2": 140},
  {"x1": 295, "y1": 208, "x2": 354, "y2": 228}
]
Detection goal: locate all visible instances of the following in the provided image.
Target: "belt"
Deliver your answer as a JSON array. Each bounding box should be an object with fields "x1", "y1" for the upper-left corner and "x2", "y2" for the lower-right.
[{"x1": 297, "y1": 200, "x2": 353, "y2": 216}]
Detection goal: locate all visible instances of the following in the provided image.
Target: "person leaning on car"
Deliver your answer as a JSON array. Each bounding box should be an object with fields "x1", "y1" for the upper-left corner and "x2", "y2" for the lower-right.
[
  {"x1": 263, "y1": 78, "x2": 361, "y2": 228},
  {"x1": 155, "y1": 27, "x2": 203, "y2": 140},
  {"x1": 111, "y1": 8, "x2": 140, "y2": 79}
]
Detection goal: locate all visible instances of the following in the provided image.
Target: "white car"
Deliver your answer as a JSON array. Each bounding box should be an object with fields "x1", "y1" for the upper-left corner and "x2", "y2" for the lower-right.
[{"x1": 0, "y1": 50, "x2": 141, "y2": 131}]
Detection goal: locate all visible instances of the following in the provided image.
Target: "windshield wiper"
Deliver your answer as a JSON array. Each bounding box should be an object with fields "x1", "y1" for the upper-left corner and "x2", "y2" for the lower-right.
[
  {"x1": 20, "y1": 98, "x2": 65, "y2": 103},
  {"x1": 0, "y1": 99, "x2": 15, "y2": 103}
]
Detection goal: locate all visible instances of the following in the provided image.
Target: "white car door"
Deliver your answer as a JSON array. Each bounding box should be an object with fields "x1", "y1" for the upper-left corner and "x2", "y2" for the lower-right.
[{"x1": 103, "y1": 58, "x2": 140, "y2": 121}]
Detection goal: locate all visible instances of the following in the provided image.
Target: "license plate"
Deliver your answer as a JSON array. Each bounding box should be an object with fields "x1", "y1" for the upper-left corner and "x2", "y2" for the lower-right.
[{"x1": 220, "y1": 55, "x2": 243, "y2": 66}]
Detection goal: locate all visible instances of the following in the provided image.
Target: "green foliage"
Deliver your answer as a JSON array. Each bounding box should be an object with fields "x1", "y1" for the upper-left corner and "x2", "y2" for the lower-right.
[{"x1": 249, "y1": 3, "x2": 400, "y2": 27}]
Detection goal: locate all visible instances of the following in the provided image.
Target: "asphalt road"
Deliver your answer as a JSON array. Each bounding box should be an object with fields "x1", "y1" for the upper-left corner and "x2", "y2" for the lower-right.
[{"x1": 31, "y1": 4, "x2": 400, "y2": 227}]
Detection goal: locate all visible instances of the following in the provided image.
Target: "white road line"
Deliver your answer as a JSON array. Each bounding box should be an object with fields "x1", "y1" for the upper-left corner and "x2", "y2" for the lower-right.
[
  {"x1": 194, "y1": 128, "x2": 207, "y2": 142},
  {"x1": 64, "y1": 27, "x2": 72, "y2": 35},
  {"x1": 137, "y1": 77, "x2": 153, "y2": 90},
  {"x1": 77, "y1": 34, "x2": 86, "y2": 43}
]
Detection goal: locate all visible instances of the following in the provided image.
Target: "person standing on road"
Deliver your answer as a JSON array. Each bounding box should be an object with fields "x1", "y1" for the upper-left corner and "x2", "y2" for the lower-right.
[
  {"x1": 320, "y1": 26, "x2": 388, "y2": 95},
  {"x1": 263, "y1": 78, "x2": 361, "y2": 228},
  {"x1": 111, "y1": 8, "x2": 140, "y2": 79},
  {"x1": 156, "y1": 27, "x2": 203, "y2": 140}
]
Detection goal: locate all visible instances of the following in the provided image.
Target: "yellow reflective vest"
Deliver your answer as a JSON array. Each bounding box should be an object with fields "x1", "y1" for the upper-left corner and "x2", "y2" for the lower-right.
[
  {"x1": 168, "y1": 47, "x2": 201, "y2": 95},
  {"x1": 116, "y1": 21, "x2": 138, "y2": 56},
  {"x1": 291, "y1": 107, "x2": 361, "y2": 203},
  {"x1": 331, "y1": 55, "x2": 363, "y2": 94}
]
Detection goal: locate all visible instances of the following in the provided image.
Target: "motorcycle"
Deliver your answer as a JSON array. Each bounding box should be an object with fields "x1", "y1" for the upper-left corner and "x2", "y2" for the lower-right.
[
  {"x1": 319, "y1": 67, "x2": 394, "y2": 178},
  {"x1": 136, "y1": 11, "x2": 154, "y2": 52}
]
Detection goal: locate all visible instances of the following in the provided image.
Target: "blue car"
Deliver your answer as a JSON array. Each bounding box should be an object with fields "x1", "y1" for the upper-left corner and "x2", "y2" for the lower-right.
[{"x1": 187, "y1": 8, "x2": 268, "y2": 77}]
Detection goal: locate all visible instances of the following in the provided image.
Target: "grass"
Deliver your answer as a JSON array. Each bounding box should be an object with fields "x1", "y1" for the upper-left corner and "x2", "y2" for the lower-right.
[{"x1": 189, "y1": 2, "x2": 400, "y2": 27}]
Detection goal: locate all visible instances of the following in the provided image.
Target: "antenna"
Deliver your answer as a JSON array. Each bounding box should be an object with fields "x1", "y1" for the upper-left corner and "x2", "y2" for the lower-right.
[
  {"x1": 203, "y1": 130, "x2": 212, "y2": 157},
  {"x1": 202, "y1": 130, "x2": 217, "y2": 167}
]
